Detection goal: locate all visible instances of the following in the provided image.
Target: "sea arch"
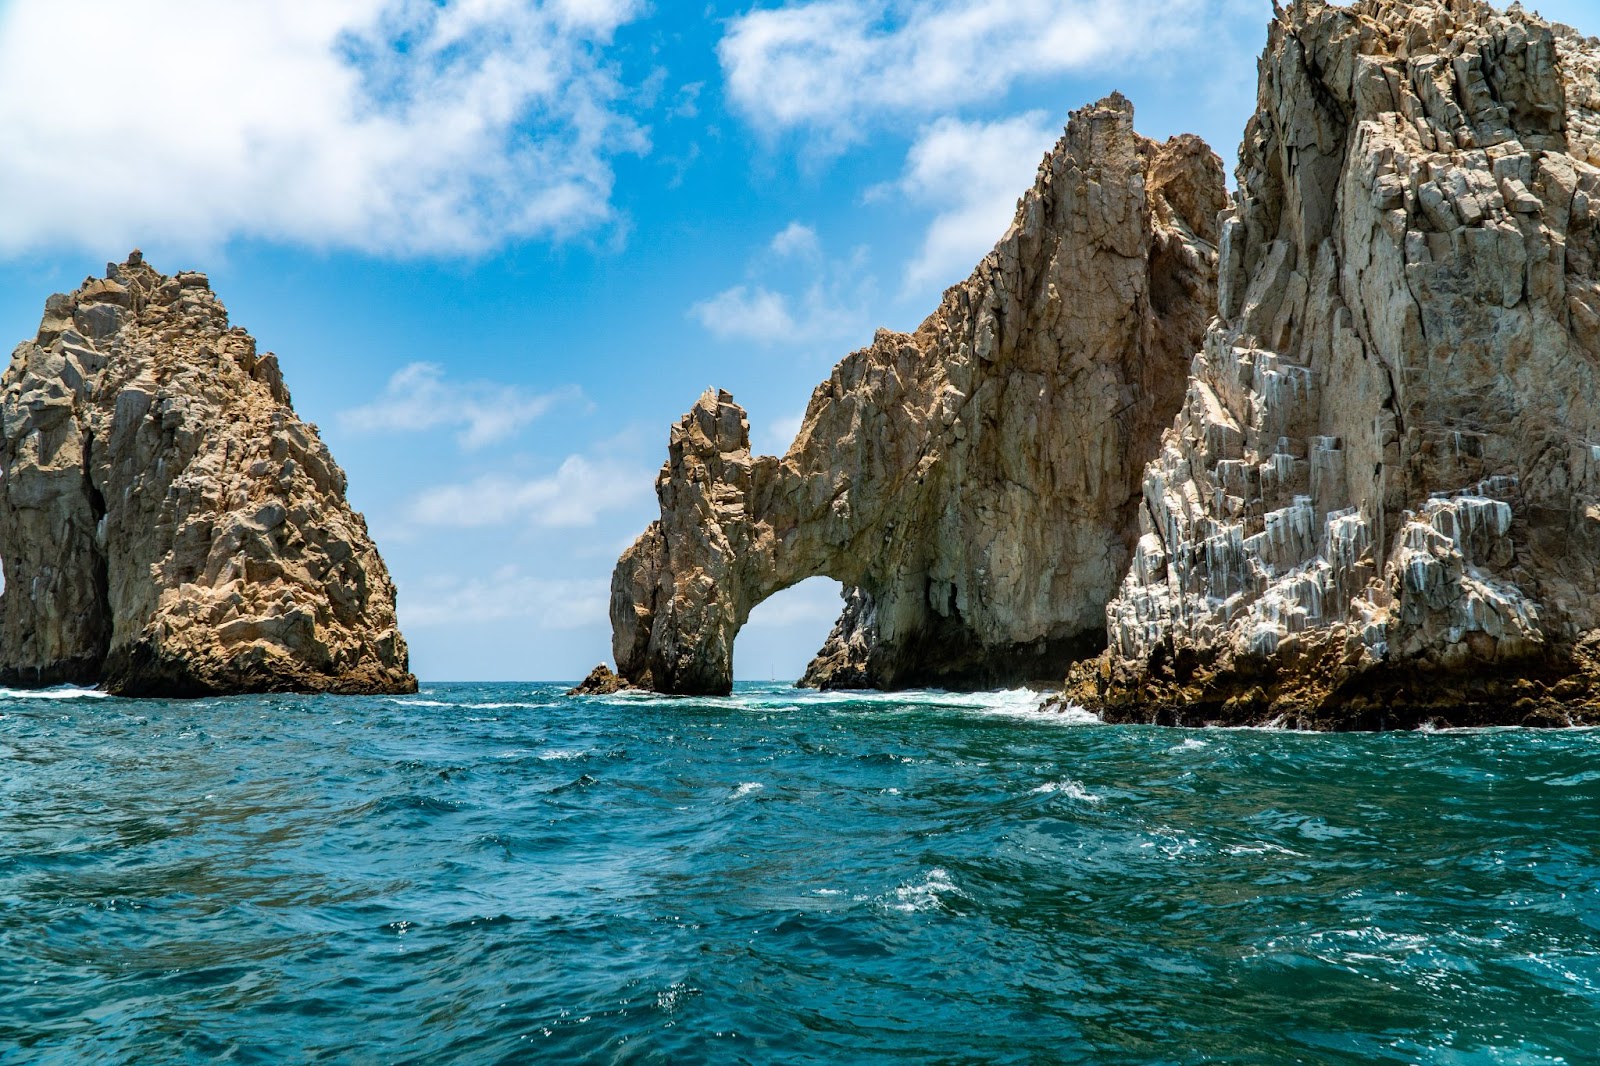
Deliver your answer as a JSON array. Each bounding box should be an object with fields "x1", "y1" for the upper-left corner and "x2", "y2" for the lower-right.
[{"x1": 609, "y1": 97, "x2": 1226, "y2": 695}]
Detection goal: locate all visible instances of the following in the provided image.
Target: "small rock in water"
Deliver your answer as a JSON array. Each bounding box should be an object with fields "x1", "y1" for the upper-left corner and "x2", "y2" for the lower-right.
[{"x1": 568, "y1": 664, "x2": 629, "y2": 696}]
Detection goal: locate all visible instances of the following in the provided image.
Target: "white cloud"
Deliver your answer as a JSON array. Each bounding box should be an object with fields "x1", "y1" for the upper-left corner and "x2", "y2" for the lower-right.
[
  {"x1": 340, "y1": 362, "x2": 577, "y2": 449},
  {"x1": 720, "y1": 0, "x2": 1208, "y2": 142},
  {"x1": 689, "y1": 286, "x2": 798, "y2": 342},
  {"x1": 689, "y1": 225, "x2": 874, "y2": 345},
  {"x1": 0, "y1": 0, "x2": 646, "y2": 256},
  {"x1": 406, "y1": 455, "x2": 649, "y2": 528},
  {"x1": 890, "y1": 112, "x2": 1059, "y2": 292},
  {"x1": 770, "y1": 222, "x2": 822, "y2": 260},
  {"x1": 669, "y1": 81, "x2": 706, "y2": 120},
  {"x1": 763, "y1": 412, "x2": 806, "y2": 455},
  {"x1": 402, "y1": 567, "x2": 608, "y2": 628},
  {"x1": 743, "y1": 576, "x2": 843, "y2": 628}
]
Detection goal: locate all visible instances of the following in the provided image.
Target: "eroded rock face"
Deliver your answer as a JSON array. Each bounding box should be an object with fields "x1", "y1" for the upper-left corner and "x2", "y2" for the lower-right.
[
  {"x1": 1068, "y1": 0, "x2": 1600, "y2": 727},
  {"x1": 0, "y1": 252, "x2": 415, "y2": 696},
  {"x1": 612, "y1": 96, "x2": 1224, "y2": 695}
]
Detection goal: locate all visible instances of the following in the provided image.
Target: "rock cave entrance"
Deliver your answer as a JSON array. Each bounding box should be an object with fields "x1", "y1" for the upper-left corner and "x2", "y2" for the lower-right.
[{"x1": 733, "y1": 576, "x2": 844, "y2": 685}]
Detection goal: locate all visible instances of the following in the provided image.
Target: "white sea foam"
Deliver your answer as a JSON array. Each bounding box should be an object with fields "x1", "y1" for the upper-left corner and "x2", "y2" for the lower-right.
[
  {"x1": 884, "y1": 867, "x2": 965, "y2": 915},
  {"x1": 386, "y1": 698, "x2": 455, "y2": 708},
  {"x1": 1029, "y1": 778, "x2": 1101, "y2": 802},
  {"x1": 1223, "y1": 842, "x2": 1305, "y2": 857},
  {"x1": 680, "y1": 685, "x2": 1104, "y2": 724},
  {"x1": 0, "y1": 686, "x2": 109, "y2": 700},
  {"x1": 1204, "y1": 719, "x2": 1302, "y2": 733},
  {"x1": 729, "y1": 782, "x2": 764, "y2": 799},
  {"x1": 967, "y1": 691, "x2": 1102, "y2": 725},
  {"x1": 1546, "y1": 770, "x2": 1600, "y2": 787},
  {"x1": 537, "y1": 749, "x2": 588, "y2": 761}
]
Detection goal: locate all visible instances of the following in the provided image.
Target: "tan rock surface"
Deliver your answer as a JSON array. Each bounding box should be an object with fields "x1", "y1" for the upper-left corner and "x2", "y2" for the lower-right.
[
  {"x1": 1068, "y1": 0, "x2": 1600, "y2": 727},
  {"x1": 0, "y1": 252, "x2": 415, "y2": 696},
  {"x1": 568, "y1": 663, "x2": 630, "y2": 695},
  {"x1": 611, "y1": 96, "x2": 1224, "y2": 695}
]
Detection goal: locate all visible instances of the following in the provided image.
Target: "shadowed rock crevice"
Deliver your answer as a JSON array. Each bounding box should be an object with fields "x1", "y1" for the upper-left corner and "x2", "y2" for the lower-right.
[
  {"x1": 0, "y1": 253, "x2": 416, "y2": 696},
  {"x1": 1065, "y1": 0, "x2": 1600, "y2": 727},
  {"x1": 611, "y1": 96, "x2": 1225, "y2": 695}
]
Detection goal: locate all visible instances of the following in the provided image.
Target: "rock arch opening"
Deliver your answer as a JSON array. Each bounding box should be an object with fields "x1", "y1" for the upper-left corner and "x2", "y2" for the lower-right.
[{"x1": 734, "y1": 576, "x2": 844, "y2": 684}]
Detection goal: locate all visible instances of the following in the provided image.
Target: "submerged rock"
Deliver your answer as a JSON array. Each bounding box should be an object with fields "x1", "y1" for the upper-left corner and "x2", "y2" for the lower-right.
[
  {"x1": 1067, "y1": 0, "x2": 1600, "y2": 726},
  {"x1": 611, "y1": 95, "x2": 1225, "y2": 695},
  {"x1": 0, "y1": 252, "x2": 415, "y2": 696}
]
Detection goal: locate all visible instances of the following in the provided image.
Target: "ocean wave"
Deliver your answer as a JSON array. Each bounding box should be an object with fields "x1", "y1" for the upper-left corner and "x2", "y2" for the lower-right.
[
  {"x1": 882, "y1": 867, "x2": 966, "y2": 915},
  {"x1": 970, "y1": 693, "x2": 1101, "y2": 725},
  {"x1": 0, "y1": 686, "x2": 109, "y2": 700},
  {"x1": 729, "y1": 782, "x2": 764, "y2": 799},
  {"x1": 601, "y1": 684, "x2": 1104, "y2": 724},
  {"x1": 1029, "y1": 778, "x2": 1101, "y2": 802}
]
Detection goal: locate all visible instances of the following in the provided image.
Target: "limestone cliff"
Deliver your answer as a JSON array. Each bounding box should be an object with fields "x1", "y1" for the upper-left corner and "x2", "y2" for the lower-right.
[
  {"x1": 0, "y1": 252, "x2": 415, "y2": 696},
  {"x1": 1067, "y1": 0, "x2": 1600, "y2": 727},
  {"x1": 611, "y1": 96, "x2": 1224, "y2": 695}
]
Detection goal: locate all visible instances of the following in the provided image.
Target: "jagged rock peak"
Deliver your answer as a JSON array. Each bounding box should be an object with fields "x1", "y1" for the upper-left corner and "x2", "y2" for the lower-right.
[
  {"x1": 1065, "y1": 0, "x2": 1600, "y2": 727},
  {"x1": 609, "y1": 96, "x2": 1225, "y2": 695},
  {"x1": 0, "y1": 252, "x2": 416, "y2": 696}
]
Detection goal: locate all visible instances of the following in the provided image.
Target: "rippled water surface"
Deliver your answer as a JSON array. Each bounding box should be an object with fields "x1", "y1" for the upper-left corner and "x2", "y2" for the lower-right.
[{"x1": 2, "y1": 683, "x2": 1598, "y2": 1064}]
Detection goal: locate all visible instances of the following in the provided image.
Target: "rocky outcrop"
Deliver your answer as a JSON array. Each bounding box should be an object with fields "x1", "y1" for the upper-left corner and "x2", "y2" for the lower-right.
[
  {"x1": 568, "y1": 663, "x2": 630, "y2": 695},
  {"x1": 1066, "y1": 0, "x2": 1600, "y2": 727},
  {"x1": 0, "y1": 252, "x2": 415, "y2": 696},
  {"x1": 611, "y1": 96, "x2": 1225, "y2": 695}
]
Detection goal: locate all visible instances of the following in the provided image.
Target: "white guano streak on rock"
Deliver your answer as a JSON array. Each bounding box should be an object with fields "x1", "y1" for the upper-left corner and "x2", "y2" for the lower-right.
[{"x1": 1090, "y1": 0, "x2": 1600, "y2": 712}]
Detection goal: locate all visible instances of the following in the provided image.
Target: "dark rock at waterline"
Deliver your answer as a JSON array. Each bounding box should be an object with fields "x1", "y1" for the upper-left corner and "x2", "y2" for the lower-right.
[{"x1": 568, "y1": 664, "x2": 630, "y2": 696}]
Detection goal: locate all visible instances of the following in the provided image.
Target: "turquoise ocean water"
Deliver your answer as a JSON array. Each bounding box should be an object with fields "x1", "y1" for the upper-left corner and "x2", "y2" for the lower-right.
[{"x1": 1, "y1": 682, "x2": 1597, "y2": 1064}]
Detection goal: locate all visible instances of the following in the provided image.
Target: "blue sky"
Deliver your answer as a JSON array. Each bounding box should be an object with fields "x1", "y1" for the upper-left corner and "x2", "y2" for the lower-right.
[{"x1": 0, "y1": 0, "x2": 1594, "y2": 682}]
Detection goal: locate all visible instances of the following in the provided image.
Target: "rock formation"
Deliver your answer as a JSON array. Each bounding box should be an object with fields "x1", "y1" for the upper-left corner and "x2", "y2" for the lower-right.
[
  {"x1": 611, "y1": 96, "x2": 1225, "y2": 695},
  {"x1": 0, "y1": 252, "x2": 415, "y2": 696},
  {"x1": 569, "y1": 663, "x2": 629, "y2": 695},
  {"x1": 1065, "y1": 0, "x2": 1600, "y2": 727}
]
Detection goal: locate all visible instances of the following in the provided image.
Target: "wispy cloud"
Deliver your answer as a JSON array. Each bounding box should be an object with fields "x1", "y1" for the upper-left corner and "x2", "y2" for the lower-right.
[
  {"x1": 769, "y1": 222, "x2": 822, "y2": 260},
  {"x1": 340, "y1": 362, "x2": 578, "y2": 449},
  {"x1": 763, "y1": 411, "x2": 806, "y2": 455},
  {"x1": 402, "y1": 567, "x2": 609, "y2": 628},
  {"x1": 406, "y1": 455, "x2": 650, "y2": 528},
  {"x1": 689, "y1": 286, "x2": 798, "y2": 342},
  {"x1": 886, "y1": 111, "x2": 1059, "y2": 292},
  {"x1": 720, "y1": 0, "x2": 1210, "y2": 144},
  {"x1": 0, "y1": 0, "x2": 647, "y2": 255},
  {"x1": 743, "y1": 576, "x2": 844, "y2": 628},
  {"x1": 689, "y1": 223, "x2": 874, "y2": 345}
]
